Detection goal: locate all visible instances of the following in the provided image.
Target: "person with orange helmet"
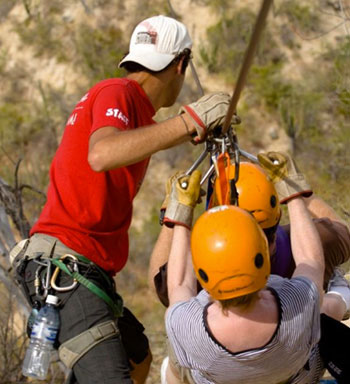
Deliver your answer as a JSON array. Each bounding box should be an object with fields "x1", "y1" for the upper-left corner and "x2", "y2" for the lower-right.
[
  {"x1": 150, "y1": 160, "x2": 350, "y2": 318},
  {"x1": 212, "y1": 160, "x2": 350, "y2": 285},
  {"x1": 160, "y1": 152, "x2": 350, "y2": 384},
  {"x1": 211, "y1": 159, "x2": 350, "y2": 319}
]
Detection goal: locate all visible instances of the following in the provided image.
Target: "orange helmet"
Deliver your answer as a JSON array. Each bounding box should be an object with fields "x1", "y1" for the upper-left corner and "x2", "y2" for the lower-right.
[
  {"x1": 213, "y1": 162, "x2": 280, "y2": 229},
  {"x1": 191, "y1": 205, "x2": 270, "y2": 300}
]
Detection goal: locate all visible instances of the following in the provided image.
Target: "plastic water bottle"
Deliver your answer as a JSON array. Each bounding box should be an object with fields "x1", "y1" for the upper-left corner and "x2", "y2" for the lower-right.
[
  {"x1": 26, "y1": 300, "x2": 41, "y2": 337},
  {"x1": 22, "y1": 294, "x2": 60, "y2": 380}
]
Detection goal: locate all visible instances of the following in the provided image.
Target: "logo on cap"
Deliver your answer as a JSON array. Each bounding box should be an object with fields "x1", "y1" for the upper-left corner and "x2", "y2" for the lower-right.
[{"x1": 135, "y1": 31, "x2": 157, "y2": 45}]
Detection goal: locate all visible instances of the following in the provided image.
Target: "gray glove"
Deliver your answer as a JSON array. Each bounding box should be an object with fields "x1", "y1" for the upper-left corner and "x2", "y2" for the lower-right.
[
  {"x1": 257, "y1": 151, "x2": 312, "y2": 204},
  {"x1": 180, "y1": 92, "x2": 241, "y2": 144}
]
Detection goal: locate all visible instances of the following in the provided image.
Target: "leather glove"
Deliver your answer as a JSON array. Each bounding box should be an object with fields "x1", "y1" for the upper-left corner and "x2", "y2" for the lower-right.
[
  {"x1": 179, "y1": 92, "x2": 241, "y2": 144},
  {"x1": 257, "y1": 151, "x2": 313, "y2": 204},
  {"x1": 159, "y1": 170, "x2": 185, "y2": 225},
  {"x1": 163, "y1": 170, "x2": 202, "y2": 229}
]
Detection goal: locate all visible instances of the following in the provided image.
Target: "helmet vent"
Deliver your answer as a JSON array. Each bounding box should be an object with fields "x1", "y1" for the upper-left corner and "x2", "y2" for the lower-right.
[
  {"x1": 254, "y1": 253, "x2": 264, "y2": 269},
  {"x1": 270, "y1": 195, "x2": 277, "y2": 208},
  {"x1": 198, "y1": 268, "x2": 209, "y2": 283}
]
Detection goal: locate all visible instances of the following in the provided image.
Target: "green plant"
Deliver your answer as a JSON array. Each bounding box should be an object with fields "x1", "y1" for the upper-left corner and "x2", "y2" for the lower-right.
[
  {"x1": 199, "y1": 8, "x2": 283, "y2": 83},
  {"x1": 13, "y1": 5, "x2": 65, "y2": 59},
  {"x1": 190, "y1": 0, "x2": 234, "y2": 12},
  {"x1": 249, "y1": 62, "x2": 292, "y2": 110},
  {"x1": 321, "y1": 38, "x2": 350, "y2": 118},
  {"x1": 73, "y1": 23, "x2": 126, "y2": 83},
  {"x1": 278, "y1": 0, "x2": 321, "y2": 34},
  {"x1": 0, "y1": 48, "x2": 7, "y2": 74}
]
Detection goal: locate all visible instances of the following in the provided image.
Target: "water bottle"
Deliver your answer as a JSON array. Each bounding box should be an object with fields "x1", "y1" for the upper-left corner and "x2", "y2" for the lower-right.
[
  {"x1": 26, "y1": 300, "x2": 41, "y2": 337},
  {"x1": 22, "y1": 294, "x2": 60, "y2": 380}
]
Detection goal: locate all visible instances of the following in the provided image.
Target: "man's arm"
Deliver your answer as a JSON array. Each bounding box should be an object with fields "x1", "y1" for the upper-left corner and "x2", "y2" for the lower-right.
[
  {"x1": 88, "y1": 91, "x2": 238, "y2": 171},
  {"x1": 88, "y1": 114, "x2": 192, "y2": 171}
]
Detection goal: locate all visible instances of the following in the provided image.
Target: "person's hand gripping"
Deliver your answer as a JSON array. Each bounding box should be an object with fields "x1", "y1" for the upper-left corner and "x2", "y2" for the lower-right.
[
  {"x1": 257, "y1": 151, "x2": 312, "y2": 204},
  {"x1": 179, "y1": 92, "x2": 241, "y2": 144},
  {"x1": 163, "y1": 170, "x2": 202, "y2": 229},
  {"x1": 159, "y1": 170, "x2": 185, "y2": 225}
]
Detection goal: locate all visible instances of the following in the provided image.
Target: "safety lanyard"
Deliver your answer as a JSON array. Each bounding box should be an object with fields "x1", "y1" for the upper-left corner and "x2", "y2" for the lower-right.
[{"x1": 216, "y1": 152, "x2": 231, "y2": 205}]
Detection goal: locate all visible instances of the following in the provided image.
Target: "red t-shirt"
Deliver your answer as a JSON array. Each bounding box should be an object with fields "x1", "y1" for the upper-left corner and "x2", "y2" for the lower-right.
[{"x1": 30, "y1": 78, "x2": 156, "y2": 275}]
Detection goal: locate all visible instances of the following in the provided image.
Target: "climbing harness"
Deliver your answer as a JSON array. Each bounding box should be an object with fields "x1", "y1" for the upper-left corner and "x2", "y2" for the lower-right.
[
  {"x1": 58, "y1": 319, "x2": 120, "y2": 369},
  {"x1": 10, "y1": 238, "x2": 123, "y2": 371}
]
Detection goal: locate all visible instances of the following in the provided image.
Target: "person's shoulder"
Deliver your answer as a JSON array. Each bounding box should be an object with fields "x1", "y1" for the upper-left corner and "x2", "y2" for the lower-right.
[
  {"x1": 166, "y1": 291, "x2": 210, "y2": 320},
  {"x1": 313, "y1": 217, "x2": 349, "y2": 234},
  {"x1": 269, "y1": 275, "x2": 319, "y2": 302},
  {"x1": 284, "y1": 276, "x2": 320, "y2": 310},
  {"x1": 90, "y1": 77, "x2": 129, "y2": 92},
  {"x1": 313, "y1": 217, "x2": 350, "y2": 249},
  {"x1": 90, "y1": 78, "x2": 146, "y2": 101}
]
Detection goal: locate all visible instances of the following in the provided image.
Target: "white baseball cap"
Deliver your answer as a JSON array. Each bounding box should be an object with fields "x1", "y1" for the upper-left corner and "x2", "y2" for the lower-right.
[{"x1": 119, "y1": 15, "x2": 192, "y2": 72}]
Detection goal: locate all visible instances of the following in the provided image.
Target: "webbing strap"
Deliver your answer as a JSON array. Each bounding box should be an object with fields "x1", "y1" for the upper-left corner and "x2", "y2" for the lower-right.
[
  {"x1": 58, "y1": 320, "x2": 119, "y2": 369},
  {"x1": 51, "y1": 258, "x2": 123, "y2": 318},
  {"x1": 216, "y1": 152, "x2": 231, "y2": 205}
]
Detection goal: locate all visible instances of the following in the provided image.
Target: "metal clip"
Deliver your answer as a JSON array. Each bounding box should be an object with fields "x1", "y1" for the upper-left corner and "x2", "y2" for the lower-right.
[
  {"x1": 239, "y1": 148, "x2": 258, "y2": 163},
  {"x1": 34, "y1": 259, "x2": 52, "y2": 300},
  {"x1": 51, "y1": 254, "x2": 79, "y2": 292},
  {"x1": 181, "y1": 125, "x2": 258, "y2": 189},
  {"x1": 185, "y1": 141, "x2": 210, "y2": 176}
]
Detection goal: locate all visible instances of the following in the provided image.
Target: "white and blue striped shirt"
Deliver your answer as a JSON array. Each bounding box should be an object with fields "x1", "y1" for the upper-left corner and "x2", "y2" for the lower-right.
[{"x1": 166, "y1": 275, "x2": 324, "y2": 384}]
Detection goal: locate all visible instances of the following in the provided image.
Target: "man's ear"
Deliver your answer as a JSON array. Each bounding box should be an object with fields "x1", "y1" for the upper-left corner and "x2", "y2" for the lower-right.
[{"x1": 176, "y1": 56, "x2": 186, "y2": 75}]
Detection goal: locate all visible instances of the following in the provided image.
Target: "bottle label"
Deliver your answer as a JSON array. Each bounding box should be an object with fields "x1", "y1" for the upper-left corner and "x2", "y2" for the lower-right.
[
  {"x1": 31, "y1": 322, "x2": 58, "y2": 342},
  {"x1": 26, "y1": 308, "x2": 39, "y2": 336}
]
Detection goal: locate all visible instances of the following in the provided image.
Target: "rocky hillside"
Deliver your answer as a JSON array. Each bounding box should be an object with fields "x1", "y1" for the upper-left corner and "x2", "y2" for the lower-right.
[
  {"x1": 0, "y1": 0, "x2": 349, "y2": 382},
  {"x1": 1, "y1": 0, "x2": 349, "y2": 225}
]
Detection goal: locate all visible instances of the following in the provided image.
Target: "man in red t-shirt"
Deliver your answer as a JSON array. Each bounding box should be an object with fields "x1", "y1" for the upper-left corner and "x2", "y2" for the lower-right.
[{"x1": 14, "y1": 15, "x2": 239, "y2": 384}]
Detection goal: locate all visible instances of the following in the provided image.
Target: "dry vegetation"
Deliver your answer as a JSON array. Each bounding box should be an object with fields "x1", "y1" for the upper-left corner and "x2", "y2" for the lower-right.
[{"x1": 0, "y1": 0, "x2": 349, "y2": 383}]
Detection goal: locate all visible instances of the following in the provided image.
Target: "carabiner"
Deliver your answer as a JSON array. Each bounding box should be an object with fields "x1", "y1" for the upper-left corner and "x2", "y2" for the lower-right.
[
  {"x1": 51, "y1": 254, "x2": 79, "y2": 292},
  {"x1": 185, "y1": 141, "x2": 210, "y2": 176},
  {"x1": 34, "y1": 259, "x2": 52, "y2": 300}
]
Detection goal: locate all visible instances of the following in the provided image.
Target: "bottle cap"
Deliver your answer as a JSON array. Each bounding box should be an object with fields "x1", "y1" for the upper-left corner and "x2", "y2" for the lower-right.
[{"x1": 46, "y1": 295, "x2": 59, "y2": 306}]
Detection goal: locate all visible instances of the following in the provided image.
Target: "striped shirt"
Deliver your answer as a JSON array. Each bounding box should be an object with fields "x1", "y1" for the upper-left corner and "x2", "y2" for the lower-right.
[{"x1": 166, "y1": 275, "x2": 324, "y2": 384}]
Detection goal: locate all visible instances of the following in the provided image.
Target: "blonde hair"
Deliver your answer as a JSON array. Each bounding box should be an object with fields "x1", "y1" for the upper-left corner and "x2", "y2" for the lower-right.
[{"x1": 219, "y1": 291, "x2": 259, "y2": 315}]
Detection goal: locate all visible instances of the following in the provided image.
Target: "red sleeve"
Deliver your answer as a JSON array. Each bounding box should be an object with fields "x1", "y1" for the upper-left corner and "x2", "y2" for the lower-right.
[{"x1": 91, "y1": 84, "x2": 132, "y2": 134}]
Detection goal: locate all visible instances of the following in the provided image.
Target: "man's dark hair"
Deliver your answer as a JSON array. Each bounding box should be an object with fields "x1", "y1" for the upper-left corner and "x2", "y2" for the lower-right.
[{"x1": 121, "y1": 48, "x2": 192, "y2": 75}]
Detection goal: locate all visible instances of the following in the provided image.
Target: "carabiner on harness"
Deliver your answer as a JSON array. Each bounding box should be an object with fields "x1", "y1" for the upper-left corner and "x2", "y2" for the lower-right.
[
  {"x1": 33, "y1": 258, "x2": 52, "y2": 300},
  {"x1": 51, "y1": 254, "x2": 79, "y2": 292}
]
